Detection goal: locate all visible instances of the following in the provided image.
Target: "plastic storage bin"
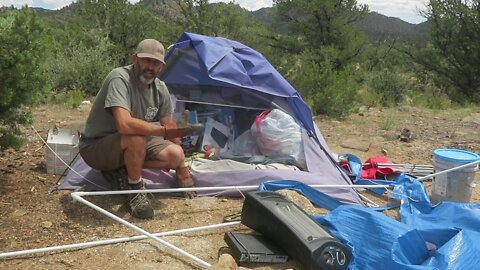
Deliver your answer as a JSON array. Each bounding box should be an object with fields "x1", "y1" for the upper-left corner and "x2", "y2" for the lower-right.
[
  {"x1": 430, "y1": 148, "x2": 479, "y2": 204},
  {"x1": 45, "y1": 129, "x2": 79, "y2": 175}
]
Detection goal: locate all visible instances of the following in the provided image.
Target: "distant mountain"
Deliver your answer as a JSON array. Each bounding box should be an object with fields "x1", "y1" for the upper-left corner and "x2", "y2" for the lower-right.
[
  {"x1": 31, "y1": 7, "x2": 55, "y2": 13},
  {"x1": 251, "y1": 7, "x2": 272, "y2": 25},
  {"x1": 138, "y1": 0, "x2": 249, "y2": 20},
  {"x1": 357, "y1": 12, "x2": 429, "y2": 44},
  {"x1": 20, "y1": 2, "x2": 428, "y2": 44},
  {"x1": 251, "y1": 7, "x2": 287, "y2": 34},
  {"x1": 251, "y1": 8, "x2": 429, "y2": 44},
  {"x1": 138, "y1": 0, "x2": 182, "y2": 21}
]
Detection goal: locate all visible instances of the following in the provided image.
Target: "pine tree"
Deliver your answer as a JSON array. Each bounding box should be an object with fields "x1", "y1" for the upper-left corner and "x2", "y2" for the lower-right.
[{"x1": 0, "y1": 8, "x2": 50, "y2": 149}]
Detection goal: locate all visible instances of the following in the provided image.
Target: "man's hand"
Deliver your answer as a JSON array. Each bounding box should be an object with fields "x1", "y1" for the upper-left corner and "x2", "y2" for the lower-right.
[
  {"x1": 163, "y1": 123, "x2": 203, "y2": 140},
  {"x1": 164, "y1": 123, "x2": 192, "y2": 140}
]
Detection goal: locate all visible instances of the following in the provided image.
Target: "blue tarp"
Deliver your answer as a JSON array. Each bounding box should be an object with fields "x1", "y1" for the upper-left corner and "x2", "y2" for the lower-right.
[
  {"x1": 258, "y1": 180, "x2": 343, "y2": 211},
  {"x1": 261, "y1": 175, "x2": 480, "y2": 269}
]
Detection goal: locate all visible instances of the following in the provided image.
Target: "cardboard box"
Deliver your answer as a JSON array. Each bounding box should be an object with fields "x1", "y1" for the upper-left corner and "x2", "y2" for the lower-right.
[
  {"x1": 181, "y1": 135, "x2": 200, "y2": 154},
  {"x1": 201, "y1": 118, "x2": 233, "y2": 154},
  {"x1": 45, "y1": 129, "x2": 79, "y2": 175}
]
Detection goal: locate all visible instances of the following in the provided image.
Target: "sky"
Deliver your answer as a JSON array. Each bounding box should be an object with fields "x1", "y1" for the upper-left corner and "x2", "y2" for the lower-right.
[{"x1": 0, "y1": 0, "x2": 428, "y2": 24}]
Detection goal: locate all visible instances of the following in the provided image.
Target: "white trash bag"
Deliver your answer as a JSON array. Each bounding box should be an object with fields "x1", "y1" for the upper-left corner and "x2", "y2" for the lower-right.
[{"x1": 250, "y1": 109, "x2": 305, "y2": 167}]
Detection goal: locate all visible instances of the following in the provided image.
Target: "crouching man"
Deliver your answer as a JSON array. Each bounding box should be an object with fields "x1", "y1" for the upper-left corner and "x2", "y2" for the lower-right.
[{"x1": 79, "y1": 39, "x2": 197, "y2": 219}]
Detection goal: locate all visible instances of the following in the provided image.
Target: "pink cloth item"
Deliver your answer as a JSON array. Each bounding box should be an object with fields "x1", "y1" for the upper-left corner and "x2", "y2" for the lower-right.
[{"x1": 361, "y1": 156, "x2": 399, "y2": 179}]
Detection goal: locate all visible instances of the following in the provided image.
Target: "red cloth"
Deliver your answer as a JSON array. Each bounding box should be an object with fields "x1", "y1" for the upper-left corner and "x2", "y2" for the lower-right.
[{"x1": 361, "y1": 156, "x2": 399, "y2": 179}]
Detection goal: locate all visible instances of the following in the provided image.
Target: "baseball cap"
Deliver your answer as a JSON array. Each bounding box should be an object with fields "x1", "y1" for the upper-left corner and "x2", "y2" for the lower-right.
[{"x1": 135, "y1": 39, "x2": 165, "y2": 64}]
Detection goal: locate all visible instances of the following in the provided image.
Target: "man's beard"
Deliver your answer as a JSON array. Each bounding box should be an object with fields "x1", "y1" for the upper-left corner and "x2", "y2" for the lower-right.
[
  {"x1": 134, "y1": 65, "x2": 155, "y2": 85},
  {"x1": 139, "y1": 74, "x2": 154, "y2": 85}
]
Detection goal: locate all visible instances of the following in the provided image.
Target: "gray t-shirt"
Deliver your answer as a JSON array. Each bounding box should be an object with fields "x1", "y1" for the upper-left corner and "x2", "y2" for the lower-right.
[{"x1": 80, "y1": 65, "x2": 173, "y2": 148}]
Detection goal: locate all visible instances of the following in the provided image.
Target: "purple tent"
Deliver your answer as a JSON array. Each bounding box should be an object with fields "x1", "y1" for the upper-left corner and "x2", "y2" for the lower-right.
[{"x1": 60, "y1": 32, "x2": 363, "y2": 205}]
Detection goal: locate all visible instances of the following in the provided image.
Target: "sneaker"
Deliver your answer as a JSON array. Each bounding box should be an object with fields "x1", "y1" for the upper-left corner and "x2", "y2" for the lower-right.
[
  {"x1": 102, "y1": 166, "x2": 129, "y2": 190},
  {"x1": 128, "y1": 191, "x2": 154, "y2": 219}
]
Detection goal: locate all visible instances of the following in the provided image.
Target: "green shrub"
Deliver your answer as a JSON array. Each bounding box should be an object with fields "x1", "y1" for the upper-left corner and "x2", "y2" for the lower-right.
[
  {"x1": 289, "y1": 58, "x2": 360, "y2": 119},
  {"x1": 368, "y1": 69, "x2": 408, "y2": 106},
  {"x1": 0, "y1": 109, "x2": 33, "y2": 150},
  {"x1": 407, "y1": 73, "x2": 451, "y2": 110},
  {"x1": 0, "y1": 127, "x2": 26, "y2": 151},
  {"x1": 52, "y1": 89, "x2": 86, "y2": 108},
  {"x1": 357, "y1": 86, "x2": 384, "y2": 108},
  {"x1": 0, "y1": 9, "x2": 49, "y2": 150},
  {"x1": 409, "y1": 91, "x2": 451, "y2": 110},
  {"x1": 379, "y1": 111, "x2": 396, "y2": 130},
  {"x1": 42, "y1": 30, "x2": 120, "y2": 95}
]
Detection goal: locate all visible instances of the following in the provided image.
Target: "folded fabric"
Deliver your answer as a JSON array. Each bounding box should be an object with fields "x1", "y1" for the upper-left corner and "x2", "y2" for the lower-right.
[
  {"x1": 362, "y1": 156, "x2": 400, "y2": 179},
  {"x1": 189, "y1": 158, "x2": 300, "y2": 173}
]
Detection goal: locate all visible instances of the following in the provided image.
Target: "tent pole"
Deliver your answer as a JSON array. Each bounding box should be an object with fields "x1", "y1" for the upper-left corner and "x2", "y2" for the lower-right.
[
  {"x1": 417, "y1": 159, "x2": 480, "y2": 181},
  {"x1": 0, "y1": 221, "x2": 239, "y2": 260},
  {"x1": 74, "y1": 184, "x2": 392, "y2": 197},
  {"x1": 357, "y1": 193, "x2": 380, "y2": 207},
  {"x1": 70, "y1": 193, "x2": 211, "y2": 268},
  {"x1": 374, "y1": 163, "x2": 433, "y2": 168}
]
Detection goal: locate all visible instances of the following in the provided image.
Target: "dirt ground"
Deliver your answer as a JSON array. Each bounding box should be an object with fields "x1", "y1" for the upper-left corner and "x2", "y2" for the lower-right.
[{"x1": 0, "y1": 103, "x2": 479, "y2": 270}]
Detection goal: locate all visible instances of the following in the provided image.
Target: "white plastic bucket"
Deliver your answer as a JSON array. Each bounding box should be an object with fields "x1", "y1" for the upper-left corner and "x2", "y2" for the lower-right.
[{"x1": 430, "y1": 149, "x2": 480, "y2": 204}]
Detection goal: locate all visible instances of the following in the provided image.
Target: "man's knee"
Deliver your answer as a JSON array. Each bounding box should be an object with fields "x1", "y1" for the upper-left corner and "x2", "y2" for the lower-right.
[
  {"x1": 157, "y1": 144, "x2": 185, "y2": 167},
  {"x1": 168, "y1": 144, "x2": 185, "y2": 166}
]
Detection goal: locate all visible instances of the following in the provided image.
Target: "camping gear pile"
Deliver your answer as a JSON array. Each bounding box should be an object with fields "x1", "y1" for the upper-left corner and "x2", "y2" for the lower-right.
[
  {"x1": 61, "y1": 32, "x2": 362, "y2": 205},
  {"x1": 46, "y1": 33, "x2": 480, "y2": 269}
]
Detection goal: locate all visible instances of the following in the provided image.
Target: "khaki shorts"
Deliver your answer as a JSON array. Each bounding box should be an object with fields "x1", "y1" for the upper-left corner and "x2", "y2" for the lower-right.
[{"x1": 79, "y1": 133, "x2": 173, "y2": 171}]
